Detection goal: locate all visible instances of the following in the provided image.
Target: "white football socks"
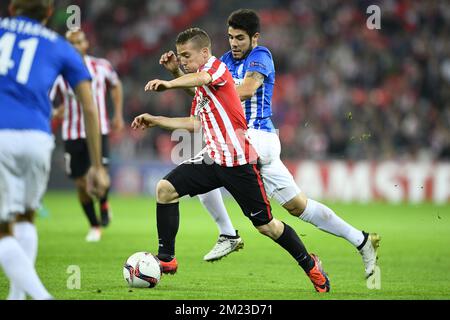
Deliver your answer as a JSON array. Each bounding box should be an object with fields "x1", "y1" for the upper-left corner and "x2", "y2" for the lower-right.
[
  {"x1": 7, "y1": 222, "x2": 38, "y2": 300},
  {"x1": 0, "y1": 236, "x2": 52, "y2": 300},
  {"x1": 300, "y1": 199, "x2": 365, "y2": 248},
  {"x1": 198, "y1": 189, "x2": 236, "y2": 237}
]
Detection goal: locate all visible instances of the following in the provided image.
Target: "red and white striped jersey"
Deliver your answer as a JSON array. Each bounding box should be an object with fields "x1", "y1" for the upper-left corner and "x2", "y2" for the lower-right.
[
  {"x1": 191, "y1": 56, "x2": 258, "y2": 167},
  {"x1": 49, "y1": 55, "x2": 119, "y2": 141}
]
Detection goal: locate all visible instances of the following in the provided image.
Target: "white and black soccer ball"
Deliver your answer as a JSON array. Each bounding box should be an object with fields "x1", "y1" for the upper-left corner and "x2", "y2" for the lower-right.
[{"x1": 123, "y1": 252, "x2": 162, "y2": 288}]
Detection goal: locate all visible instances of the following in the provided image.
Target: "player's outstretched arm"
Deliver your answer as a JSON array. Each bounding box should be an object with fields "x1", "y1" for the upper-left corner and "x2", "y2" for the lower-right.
[
  {"x1": 74, "y1": 81, "x2": 102, "y2": 167},
  {"x1": 132, "y1": 114, "x2": 200, "y2": 132},
  {"x1": 236, "y1": 71, "x2": 265, "y2": 101},
  {"x1": 110, "y1": 79, "x2": 125, "y2": 133},
  {"x1": 159, "y1": 51, "x2": 195, "y2": 97},
  {"x1": 145, "y1": 72, "x2": 212, "y2": 92},
  {"x1": 74, "y1": 80, "x2": 110, "y2": 198}
]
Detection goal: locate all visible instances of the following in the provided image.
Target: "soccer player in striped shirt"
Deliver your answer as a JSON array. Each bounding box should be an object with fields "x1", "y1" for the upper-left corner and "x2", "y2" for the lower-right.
[
  {"x1": 50, "y1": 29, "x2": 124, "y2": 242},
  {"x1": 133, "y1": 28, "x2": 330, "y2": 292},
  {"x1": 0, "y1": 0, "x2": 108, "y2": 299},
  {"x1": 159, "y1": 9, "x2": 380, "y2": 280}
]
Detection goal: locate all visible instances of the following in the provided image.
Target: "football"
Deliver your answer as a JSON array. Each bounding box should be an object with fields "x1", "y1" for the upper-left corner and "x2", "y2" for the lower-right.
[{"x1": 123, "y1": 252, "x2": 162, "y2": 288}]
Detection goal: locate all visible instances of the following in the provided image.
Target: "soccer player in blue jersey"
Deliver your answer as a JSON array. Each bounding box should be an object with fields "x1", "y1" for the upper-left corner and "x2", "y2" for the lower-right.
[
  {"x1": 159, "y1": 9, "x2": 380, "y2": 279},
  {"x1": 0, "y1": 0, "x2": 109, "y2": 299}
]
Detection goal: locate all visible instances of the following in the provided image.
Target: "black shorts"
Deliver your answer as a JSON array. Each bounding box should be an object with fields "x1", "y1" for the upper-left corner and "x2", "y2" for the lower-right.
[
  {"x1": 164, "y1": 154, "x2": 273, "y2": 227},
  {"x1": 63, "y1": 135, "x2": 110, "y2": 179}
]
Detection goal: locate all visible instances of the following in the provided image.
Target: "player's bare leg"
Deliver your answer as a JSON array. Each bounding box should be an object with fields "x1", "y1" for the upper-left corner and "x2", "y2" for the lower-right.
[
  {"x1": 284, "y1": 192, "x2": 380, "y2": 278},
  {"x1": 76, "y1": 176, "x2": 101, "y2": 242},
  {"x1": 0, "y1": 223, "x2": 12, "y2": 237},
  {"x1": 199, "y1": 190, "x2": 244, "y2": 262}
]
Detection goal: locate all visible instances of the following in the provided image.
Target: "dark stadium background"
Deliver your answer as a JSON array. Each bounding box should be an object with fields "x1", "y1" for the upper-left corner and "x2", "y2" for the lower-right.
[{"x1": 1, "y1": 0, "x2": 448, "y2": 202}]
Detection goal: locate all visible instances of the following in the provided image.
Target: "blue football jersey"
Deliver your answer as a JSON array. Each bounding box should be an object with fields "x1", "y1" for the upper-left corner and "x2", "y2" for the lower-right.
[
  {"x1": 0, "y1": 16, "x2": 91, "y2": 133},
  {"x1": 221, "y1": 46, "x2": 276, "y2": 133}
]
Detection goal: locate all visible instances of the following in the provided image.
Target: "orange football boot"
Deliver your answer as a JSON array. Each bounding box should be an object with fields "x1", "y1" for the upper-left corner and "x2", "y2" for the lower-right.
[
  {"x1": 158, "y1": 257, "x2": 178, "y2": 275},
  {"x1": 306, "y1": 254, "x2": 330, "y2": 293}
]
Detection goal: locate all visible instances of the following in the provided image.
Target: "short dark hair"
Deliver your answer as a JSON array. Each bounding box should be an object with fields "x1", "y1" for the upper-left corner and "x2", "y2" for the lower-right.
[
  {"x1": 10, "y1": 0, "x2": 54, "y2": 21},
  {"x1": 227, "y1": 9, "x2": 260, "y2": 38},
  {"x1": 176, "y1": 27, "x2": 211, "y2": 49}
]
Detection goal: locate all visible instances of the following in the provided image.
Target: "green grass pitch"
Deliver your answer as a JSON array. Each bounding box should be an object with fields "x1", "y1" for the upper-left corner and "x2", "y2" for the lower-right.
[{"x1": 1, "y1": 191, "x2": 449, "y2": 300}]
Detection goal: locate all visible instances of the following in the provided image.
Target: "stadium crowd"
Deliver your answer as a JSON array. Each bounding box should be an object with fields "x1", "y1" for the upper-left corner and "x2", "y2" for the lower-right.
[{"x1": 1, "y1": 0, "x2": 448, "y2": 162}]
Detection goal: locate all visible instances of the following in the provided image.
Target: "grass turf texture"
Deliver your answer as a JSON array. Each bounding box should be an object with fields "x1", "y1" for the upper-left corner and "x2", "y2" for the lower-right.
[{"x1": 1, "y1": 191, "x2": 449, "y2": 300}]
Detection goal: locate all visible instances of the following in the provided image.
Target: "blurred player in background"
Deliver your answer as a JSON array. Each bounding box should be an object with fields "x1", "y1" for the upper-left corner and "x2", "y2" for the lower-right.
[
  {"x1": 137, "y1": 27, "x2": 330, "y2": 292},
  {"x1": 50, "y1": 29, "x2": 124, "y2": 242},
  {"x1": 0, "y1": 0, "x2": 109, "y2": 299},
  {"x1": 160, "y1": 9, "x2": 380, "y2": 279}
]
